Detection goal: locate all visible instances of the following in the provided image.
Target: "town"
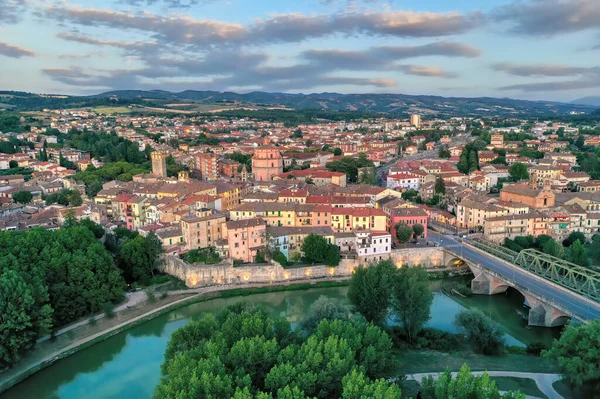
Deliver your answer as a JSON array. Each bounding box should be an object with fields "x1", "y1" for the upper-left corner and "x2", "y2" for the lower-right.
[{"x1": 2, "y1": 108, "x2": 600, "y2": 270}]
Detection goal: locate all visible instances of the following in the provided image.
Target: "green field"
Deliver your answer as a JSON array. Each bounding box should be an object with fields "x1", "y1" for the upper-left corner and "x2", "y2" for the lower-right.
[{"x1": 93, "y1": 106, "x2": 131, "y2": 114}]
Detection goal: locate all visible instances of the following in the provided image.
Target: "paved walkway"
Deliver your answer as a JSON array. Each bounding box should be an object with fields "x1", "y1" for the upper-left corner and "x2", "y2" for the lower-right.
[{"x1": 407, "y1": 371, "x2": 563, "y2": 399}]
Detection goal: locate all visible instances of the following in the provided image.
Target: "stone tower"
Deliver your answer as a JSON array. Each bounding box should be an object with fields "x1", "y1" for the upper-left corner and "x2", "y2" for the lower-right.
[
  {"x1": 240, "y1": 164, "x2": 249, "y2": 182},
  {"x1": 151, "y1": 151, "x2": 167, "y2": 178},
  {"x1": 251, "y1": 147, "x2": 283, "y2": 181}
]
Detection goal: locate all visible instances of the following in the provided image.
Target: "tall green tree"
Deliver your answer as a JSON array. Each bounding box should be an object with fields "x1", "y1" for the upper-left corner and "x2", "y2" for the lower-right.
[
  {"x1": 12, "y1": 190, "x2": 32, "y2": 204},
  {"x1": 543, "y1": 320, "x2": 600, "y2": 395},
  {"x1": 508, "y1": 162, "x2": 529, "y2": 181},
  {"x1": 118, "y1": 232, "x2": 164, "y2": 284},
  {"x1": 392, "y1": 266, "x2": 433, "y2": 342},
  {"x1": 394, "y1": 222, "x2": 413, "y2": 244},
  {"x1": 347, "y1": 260, "x2": 397, "y2": 325},
  {"x1": 412, "y1": 223, "x2": 424, "y2": 239},
  {"x1": 299, "y1": 296, "x2": 348, "y2": 333},
  {"x1": 301, "y1": 234, "x2": 339, "y2": 266},
  {"x1": 0, "y1": 268, "x2": 53, "y2": 368},
  {"x1": 434, "y1": 176, "x2": 446, "y2": 195},
  {"x1": 568, "y1": 240, "x2": 589, "y2": 267}
]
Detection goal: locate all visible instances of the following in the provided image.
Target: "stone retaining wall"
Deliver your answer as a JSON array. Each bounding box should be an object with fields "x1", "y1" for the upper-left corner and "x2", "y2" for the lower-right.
[{"x1": 165, "y1": 247, "x2": 451, "y2": 288}]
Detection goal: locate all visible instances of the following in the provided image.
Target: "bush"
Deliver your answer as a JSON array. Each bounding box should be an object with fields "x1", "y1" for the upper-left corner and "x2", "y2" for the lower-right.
[
  {"x1": 254, "y1": 252, "x2": 265, "y2": 263},
  {"x1": 102, "y1": 303, "x2": 115, "y2": 319},
  {"x1": 160, "y1": 291, "x2": 168, "y2": 300},
  {"x1": 441, "y1": 280, "x2": 472, "y2": 297},
  {"x1": 233, "y1": 259, "x2": 244, "y2": 267},
  {"x1": 88, "y1": 316, "x2": 97, "y2": 326},
  {"x1": 182, "y1": 248, "x2": 221, "y2": 264},
  {"x1": 526, "y1": 341, "x2": 548, "y2": 355},
  {"x1": 273, "y1": 251, "x2": 287, "y2": 267},
  {"x1": 388, "y1": 326, "x2": 462, "y2": 351},
  {"x1": 507, "y1": 345, "x2": 526, "y2": 355},
  {"x1": 455, "y1": 310, "x2": 505, "y2": 355},
  {"x1": 147, "y1": 290, "x2": 156, "y2": 303}
]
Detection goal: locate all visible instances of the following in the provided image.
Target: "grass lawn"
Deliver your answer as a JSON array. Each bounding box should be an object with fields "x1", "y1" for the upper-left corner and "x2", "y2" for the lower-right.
[
  {"x1": 396, "y1": 349, "x2": 560, "y2": 374},
  {"x1": 93, "y1": 106, "x2": 131, "y2": 114},
  {"x1": 492, "y1": 377, "x2": 546, "y2": 398},
  {"x1": 553, "y1": 379, "x2": 578, "y2": 398}
]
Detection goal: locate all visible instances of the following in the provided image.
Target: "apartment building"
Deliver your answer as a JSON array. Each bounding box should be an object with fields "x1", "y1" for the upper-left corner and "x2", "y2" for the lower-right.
[{"x1": 180, "y1": 208, "x2": 226, "y2": 250}]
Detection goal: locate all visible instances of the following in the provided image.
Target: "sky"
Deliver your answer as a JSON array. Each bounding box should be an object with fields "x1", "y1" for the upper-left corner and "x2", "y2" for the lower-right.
[{"x1": 1, "y1": 0, "x2": 600, "y2": 101}]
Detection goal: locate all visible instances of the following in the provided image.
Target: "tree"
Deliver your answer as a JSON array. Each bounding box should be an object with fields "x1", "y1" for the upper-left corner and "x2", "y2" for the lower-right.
[
  {"x1": 0, "y1": 268, "x2": 53, "y2": 368},
  {"x1": 341, "y1": 369, "x2": 402, "y2": 399},
  {"x1": 420, "y1": 364, "x2": 526, "y2": 399},
  {"x1": 394, "y1": 222, "x2": 413, "y2": 244},
  {"x1": 358, "y1": 167, "x2": 377, "y2": 186},
  {"x1": 568, "y1": 240, "x2": 589, "y2": 267},
  {"x1": 301, "y1": 234, "x2": 339, "y2": 266},
  {"x1": 434, "y1": 176, "x2": 446, "y2": 195},
  {"x1": 118, "y1": 232, "x2": 164, "y2": 284},
  {"x1": 457, "y1": 152, "x2": 469, "y2": 174},
  {"x1": 412, "y1": 223, "x2": 424, "y2": 239},
  {"x1": 392, "y1": 266, "x2": 433, "y2": 342},
  {"x1": 333, "y1": 148, "x2": 342, "y2": 156},
  {"x1": 12, "y1": 190, "x2": 32, "y2": 204},
  {"x1": 273, "y1": 250, "x2": 287, "y2": 267},
  {"x1": 299, "y1": 295, "x2": 348, "y2": 333},
  {"x1": 438, "y1": 146, "x2": 451, "y2": 159},
  {"x1": 509, "y1": 162, "x2": 529, "y2": 181},
  {"x1": 455, "y1": 310, "x2": 505, "y2": 355},
  {"x1": 543, "y1": 320, "x2": 600, "y2": 395},
  {"x1": 563, "y1": 231, "x2": 586, "y2": 247},
  {"x1": 348, "y1": 260, "x2": 397, "y2": 325},
  {"x1": 542, "y1": 238, "x2": 563, "y2": 258},
  {"x1": 305, "y1": 139, "x2": 313, "y2": 147},
  {"x1": 9, "y1": 160, "x2": 18, "y2": 168}
]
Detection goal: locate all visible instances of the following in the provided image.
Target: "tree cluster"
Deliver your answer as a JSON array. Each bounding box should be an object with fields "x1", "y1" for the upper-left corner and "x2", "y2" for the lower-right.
[
  {"x1": 45, "y1": 188, "x2": 83, "y2": 206},
  {"x1": 155, "y1": 306, "x2": 397, "y2": 399},
  {"x1": 301, "y1": 234, "x2": 341, "y2": 266},
  {"x1": 0, "y1": 224, "x2": 124, "y2": 367},
  {"x1": 73, "y1": 162, "x2": 150, "y2": 197},
  {"x1": 457, "y1": 144, "x2": 479, "y2": 174},
  {"x1": 325, "y1": 154, "x2": 374, "y2": 183}
]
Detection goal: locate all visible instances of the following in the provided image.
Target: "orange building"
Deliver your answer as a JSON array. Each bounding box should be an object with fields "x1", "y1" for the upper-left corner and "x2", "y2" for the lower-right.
[
  {"x1": 225, "y1": 218, "x2": 266, "y2": 262},
  {"x1": 499, "y1": 184, "x2": 555, "y2": 209},
  {"x1": 252, "y1": 147, "x2": 283, "y2": 181},
  {"x1": 194, "y1": 152, "x2": 218, "y2": 181}
]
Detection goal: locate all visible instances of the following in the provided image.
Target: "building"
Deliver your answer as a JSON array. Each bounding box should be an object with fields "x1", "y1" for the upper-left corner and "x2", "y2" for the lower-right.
[
  {"x1": 225, "y1": 218, "x2": 266, "y2": 262},
  {"x1": 195, "y1": 152, "x2": 218, "y2": 181},
  {"x1": 180, "y1": 209, "x2": 226, "y2": 251},
  {"x1": 390, "y1": 207, "x2": 429, "y2": 238},
  {"x1": 331, "y1": 207, "x2": 387, "y2": 232},
  {"x1": 490, "y1": 133, "x2": 504, "y2": 148},
  {"x1": 252, "y1": 147, "x2": 283, "y2": 181},
  {"x1": 410, "y1": 114, "x2": 421, "y2": 128},
  {"x1": 456, "y1": 198, "x2": 508, "y2": 229},
  {"x1": 268, "y1": 226, "x2": 335, "y2": 261},
  {"x1": 483, "y1": 213, "x2": 547, "y2": 243},
  {"x1": 499, "y1": 183, "x2": 555, "y2": 209},
  {"x1": 386, "y1": 174, "x2": 420, "y2": 191},
  {"x1": 151, "y1": 151, "x2": 167, "y2": 178}
]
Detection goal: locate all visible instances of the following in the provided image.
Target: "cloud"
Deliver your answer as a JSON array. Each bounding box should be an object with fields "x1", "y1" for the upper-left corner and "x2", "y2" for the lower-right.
[
  {"x1": 499, "y1": 79, "x2": 600, "y2": 92},
  {"x1": 56, "y1": 32, "x2": 158, "y2": 56},
  {"x1": 42, "y1": 5, "x2": 483, "y2": 48},
  {"x1": 493, "y1": 0, "x2": 600, "y2": 36},
  {"x1": 0, "y1": 41, "x2": 35, "y2": 58},
  {"x1": 398, "y1": 65, "x2": 457, "y2": 78},
  {"x1": 303, "y1": 41, "x2": 480, "y2": 71},
  {"x1": 0, "y1": 0, "x2": 26, "y2": 24},
  {"x1": 493, "y1": 63, "x2": 597, "y2": 77},
  {"x1": 118, "y1": 0, "x2": 210, "y2": 8}
]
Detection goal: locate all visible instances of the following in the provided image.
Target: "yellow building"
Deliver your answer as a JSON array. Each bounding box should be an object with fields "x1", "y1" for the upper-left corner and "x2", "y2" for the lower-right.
[{"x1": 180, "y1": 209, "x2": 226, "y2": 250}]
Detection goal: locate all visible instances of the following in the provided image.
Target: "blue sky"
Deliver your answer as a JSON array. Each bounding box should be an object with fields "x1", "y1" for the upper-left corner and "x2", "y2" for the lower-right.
[{"x1": 1, "y1": 0, "x2": 599, "y2": 101}]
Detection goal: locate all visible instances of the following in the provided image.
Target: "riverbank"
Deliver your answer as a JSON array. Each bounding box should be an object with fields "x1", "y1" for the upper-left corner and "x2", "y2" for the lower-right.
[{"x1": 0, "y1": 278, "x2": 349, "y2": 395}]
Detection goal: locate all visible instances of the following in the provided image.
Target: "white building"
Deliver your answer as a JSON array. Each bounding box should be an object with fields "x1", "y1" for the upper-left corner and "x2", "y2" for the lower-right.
[
  {"x1": 386, "y1": 174, "x2": 420, "y2": 191},
  {"x1": 335, "y1": 230, "x2": 392, "y2": 263}
]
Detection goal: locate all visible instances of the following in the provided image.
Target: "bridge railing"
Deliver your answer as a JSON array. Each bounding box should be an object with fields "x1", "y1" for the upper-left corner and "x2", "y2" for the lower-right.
[{"x1": 468, "y1": 238, "x2": 600, "y2": 303}]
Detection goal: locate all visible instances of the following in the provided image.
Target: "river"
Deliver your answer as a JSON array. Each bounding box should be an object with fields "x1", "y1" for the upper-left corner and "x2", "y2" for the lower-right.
[{"x1": 1, "y1": 285, "x2": 562, "y2": 399}]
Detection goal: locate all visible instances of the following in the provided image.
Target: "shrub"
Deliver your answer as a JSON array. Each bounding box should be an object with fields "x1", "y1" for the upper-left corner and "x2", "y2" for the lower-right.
[
  {"x1": 526, "y1": 341, "x2": 548, "y2": 355},
  {"x1": 102, "y1": 303, "x2": 115, "y2": 319},
  {"x1": 273, "y1": 251, "x2": 287, "y2": 267},
  {"x1": 160, "y1": 291, "x2": 168, "y2": 300},
  {"x1": 455, "y1": 310, "x2": 505, "y2": 355},
  {"x1": 88, "y1": 316, "x2": 97, "y2": 326},
  {"x1": 147, "y1": 290, "x2": 156, "y2": 303}
]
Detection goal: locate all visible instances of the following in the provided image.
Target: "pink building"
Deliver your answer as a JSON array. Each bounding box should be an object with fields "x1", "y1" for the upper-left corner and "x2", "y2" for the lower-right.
[
  {"x1": 226, "y1": 218, "x2": 266, "y2": 262},
  {"x1": 252, "y1": 147, "x2": 283, "y2": 181},
  {"x1": 390, "y1": 207, "x2": 429, "y2": 239}
]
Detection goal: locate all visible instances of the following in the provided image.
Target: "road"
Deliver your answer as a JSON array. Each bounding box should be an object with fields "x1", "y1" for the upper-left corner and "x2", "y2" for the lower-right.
[{"x1": 428, "y1": 231, "x2": 600, "y2": 321}]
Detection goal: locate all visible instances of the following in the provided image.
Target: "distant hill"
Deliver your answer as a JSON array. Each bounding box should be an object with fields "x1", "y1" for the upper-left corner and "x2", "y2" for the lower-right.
[
  {"x1": 571, "y1": 96, "x2": 600, "y2": 107},
  {"x1": 89, "y1": 90, "x2": 596, "y2": 116},
  {"x1": 1, "y1": 90, "x2": 596, "y2": 117}
]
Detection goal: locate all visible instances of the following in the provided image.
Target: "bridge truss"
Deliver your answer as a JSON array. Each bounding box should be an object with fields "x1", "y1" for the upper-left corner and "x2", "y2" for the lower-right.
[
  {"x1": 514, "y1": 249, "x2": 600, "y2": 301},
  {"x1": 471, "y1": 238, "x2": 518, "y2": 263}
]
